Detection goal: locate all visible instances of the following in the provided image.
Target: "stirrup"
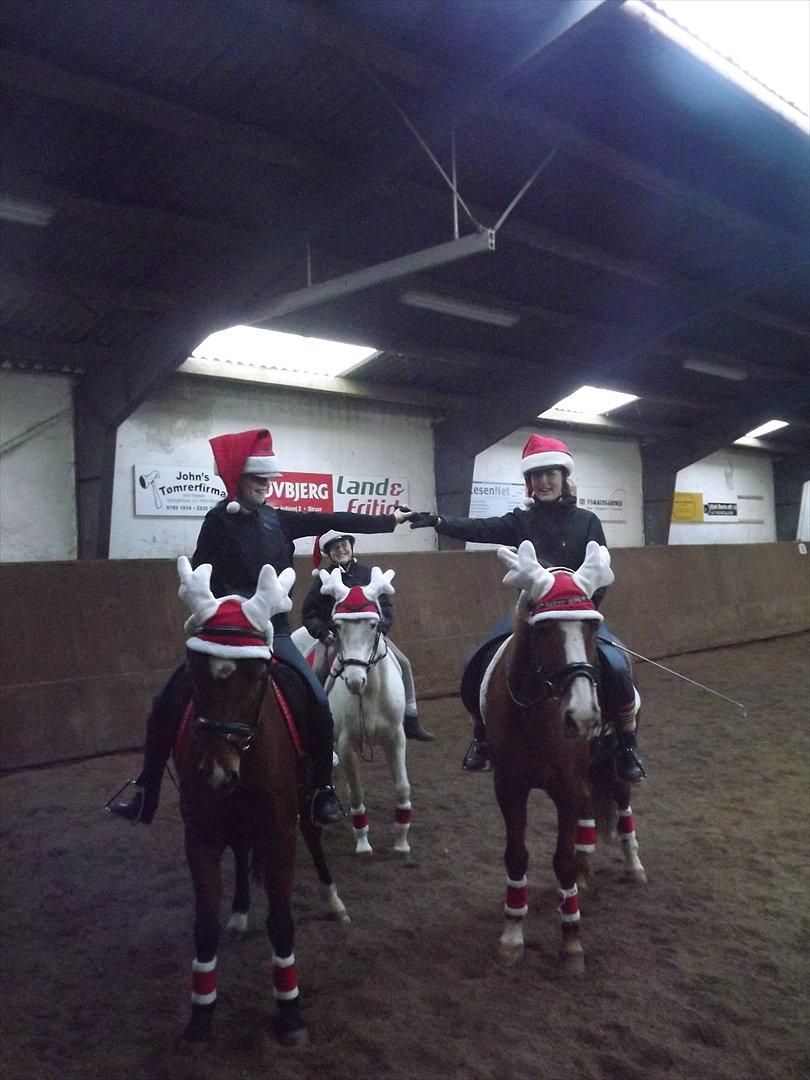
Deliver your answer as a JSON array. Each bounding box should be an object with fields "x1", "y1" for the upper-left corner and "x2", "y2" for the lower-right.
[
  {"x1": 462, "y1": 738, "x2": 489, "y2": 771},
  {"x1": 104, "y1": 778, "x2": 139, "y2": 813}
]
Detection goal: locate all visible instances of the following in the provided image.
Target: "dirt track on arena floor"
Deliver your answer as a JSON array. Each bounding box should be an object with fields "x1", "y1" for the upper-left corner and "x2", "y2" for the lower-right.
[{"x1": 1, "y1": 634, "x2": 808, "y2": 1080}]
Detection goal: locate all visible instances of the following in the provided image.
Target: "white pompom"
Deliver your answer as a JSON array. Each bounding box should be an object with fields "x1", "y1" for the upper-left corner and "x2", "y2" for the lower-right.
[
  {"x1": 522, "y1": 497, "x2": 535, "y2": 509},
  {"x1": 226, "y1": 500, "x2": 241, "y2": 514}
]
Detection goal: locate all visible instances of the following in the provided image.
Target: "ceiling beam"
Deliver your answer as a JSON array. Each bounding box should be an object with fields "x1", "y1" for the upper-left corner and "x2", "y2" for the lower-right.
[
  {"x1": 0, "y1": 268, "x2": 176, "y2": 314},
  {"x1": 0, "y1": 47, "x2": 306, "y2": 171},
  {"x1": 652, "y1": 341, "x2": 804, "y2": 379},
  {"x1": 0, "y1": 332, "x2": 114, "y2": 373}
]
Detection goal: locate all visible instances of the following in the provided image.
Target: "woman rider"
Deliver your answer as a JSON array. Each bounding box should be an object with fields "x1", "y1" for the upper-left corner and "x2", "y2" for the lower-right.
[
  {"x1": 302, "y1": 530, "x2": 434, "y2": 741},
  {"x1": 108, "y1": 428, "x2": 410, "y2": 827},
  {"x1": 402, "y1": 434, "x2": 645, "y2": 781}
]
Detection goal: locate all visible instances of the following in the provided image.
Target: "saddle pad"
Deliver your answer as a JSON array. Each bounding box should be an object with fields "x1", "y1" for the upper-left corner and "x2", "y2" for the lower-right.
[{"x1": 479, "y1": 635, "x2": 513, "y2": 726}]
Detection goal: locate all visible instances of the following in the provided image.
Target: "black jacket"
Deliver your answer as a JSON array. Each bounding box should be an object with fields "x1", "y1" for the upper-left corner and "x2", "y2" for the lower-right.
[
  {"x1": 302, "y1": 559, "x2": 393, "y2": 640},
  {"x1": 437, "y1": 495, "x2": 608, "y2": 605},
  {"x1": 191, "y1": 503, "x2": 396, "y2": 633}
]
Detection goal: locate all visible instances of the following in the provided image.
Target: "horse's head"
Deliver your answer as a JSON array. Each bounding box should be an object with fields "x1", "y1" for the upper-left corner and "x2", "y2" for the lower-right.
[
  {"x1": 177, "y1": 557, "x2": 295, "y2": 791},
  {"x1": 319, "y1": 566, "x2": 395, "y2": 695},
  {"x1": 497, "y1": 540, "x2": 614, "y2": 740}
]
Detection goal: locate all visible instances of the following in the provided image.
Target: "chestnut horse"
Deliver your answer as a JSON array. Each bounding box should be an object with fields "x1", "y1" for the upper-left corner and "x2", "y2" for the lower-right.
[
  {"x1": 175, "y1": 556, "x2": 338, "y2": 1046},
  {"x1": 483, "y1": 541, "x2": 646, "y2": 972}
]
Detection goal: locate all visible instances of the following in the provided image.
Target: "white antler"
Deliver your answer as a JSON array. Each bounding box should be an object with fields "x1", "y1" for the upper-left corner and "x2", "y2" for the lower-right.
[
  {"x1": 319, "y1": 567, "x2": 351, "y2": 604},
  {"x1": 361, "y1": 567, "x2": 395, "y2": 603},
  {"x1": 572, "y1": 540, "x2": 614, "y2": 597},
  {"x1": 242, "y1": 564, "x2": 295, "y2": 630},
  {"x1": 497, "y1": 540, "x2": 555, "y2": 602},
  {"x1": 177, "y1": 556, "x2": 219, "y2": 623}
]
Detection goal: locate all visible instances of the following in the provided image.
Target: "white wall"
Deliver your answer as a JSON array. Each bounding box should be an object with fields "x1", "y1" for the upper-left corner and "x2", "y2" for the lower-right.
[
  {"x1": 669, "y1": 448, "x2": 776, "y2": 545},
  {"x1": 109, "y1": 374, "x2": 438, "y2": 559},
  {"x1": 0, "y1": 370, "x2": 77, "y2": 561},
  {"x1": 470, "y1": 426, "x2": 645, "y2": 549}
]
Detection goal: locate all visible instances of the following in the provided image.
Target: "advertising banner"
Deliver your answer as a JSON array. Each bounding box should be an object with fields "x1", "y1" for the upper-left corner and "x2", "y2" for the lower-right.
[
  {"x1": 672, "y1": 492, "x2": 704, "y2": 523},
  {"x1": 134, "y1": 466, "x2": 407, "y2": 517},
  {"x1": 469, "y1": 481, "x2": 526, "y2": 518},
  {"x1": 576, "y1": 487, "x2": 627, "y2": 523}
]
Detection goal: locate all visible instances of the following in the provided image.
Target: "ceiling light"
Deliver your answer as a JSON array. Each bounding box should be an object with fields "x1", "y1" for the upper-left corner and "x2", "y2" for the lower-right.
[
  {"x1": 539, "y1": 385, "x2": 639, "y2": 420},
  {"x1": 683, "y1": 358, "x2": 747, "y2": 381},
  {"x1": 190, "y1": 326, "x2": 377, "y2": 378},
  {"x1": 735, "y1": 419, "x2": 789, "y2": 442},
  {"x1": 400, "y1": 290, "x2": 519, "y2": 328},
  {"x1": 0, "y1": 195, "x2": 55, "y2": 227}
]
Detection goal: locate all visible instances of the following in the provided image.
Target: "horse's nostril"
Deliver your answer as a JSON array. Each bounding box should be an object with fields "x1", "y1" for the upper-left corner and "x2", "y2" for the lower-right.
[{"x1": 563, "y1": 714, "x2": 580, "y2": 738}]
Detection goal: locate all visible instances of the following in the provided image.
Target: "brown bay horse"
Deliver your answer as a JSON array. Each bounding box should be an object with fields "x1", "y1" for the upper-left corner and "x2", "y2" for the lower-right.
[
  {"x1": 175, "y1": 557, "x2": 342, "y2": 1046},
  {"x1": 483, "y1": 541, "x2": 646, "y2": 973}
]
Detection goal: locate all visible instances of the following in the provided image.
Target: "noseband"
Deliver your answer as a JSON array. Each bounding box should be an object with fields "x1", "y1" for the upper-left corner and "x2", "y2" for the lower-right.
[
  {"x1": 506, "y1": 658, "x2": 597, "y2": 710},
  {"x1": 191, "y1": 638, "x2": 270, "y2": 752},
  {"x1": 331, "y1": 623, "x2": 387, "y2": 682}
]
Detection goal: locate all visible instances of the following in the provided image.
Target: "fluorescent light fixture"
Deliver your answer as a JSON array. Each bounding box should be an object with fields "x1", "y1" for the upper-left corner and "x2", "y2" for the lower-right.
[
  {"x1": 400, "y1": 290, "x2": 519, "y2": 328},
  {"x1": 191, "y1": 325, "x2": 377, "y2": 378},
  {"x1": 735, "y1": 419, "x2": 789, "y2": 442},
  {"x1": 539, "y1": 385, "x2": 639, "y2": 420},
  {"x1": 0, "y1": 194, "x2": 55, "y2": 227},
  {"x1": 683, "y1": 358, "x2": 747, "y2": 381},
  {"x1": 623, "y1": 0, "x2": 810, "y2": 133}
]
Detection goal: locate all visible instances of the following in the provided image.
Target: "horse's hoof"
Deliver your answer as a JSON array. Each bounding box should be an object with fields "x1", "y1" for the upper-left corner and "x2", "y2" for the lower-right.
[
  {"x1": 499, "y1": 942, "x2": 524, "y2": 965},
  {"x1": 623, "y1": 867, "x2": 648, "y2": 885},
  {"x1": 392, "y1": 843, "x2": 411, "y2": 857},
  {"x1": 355, "y1": 843, "x2": 373, "y2": 856},
  {"x1": 560, "y1": 950, "x2": 586, "y2": 976},
  {"x1": 226, "y1": 911, "x2": 249, "y2": 933},
  {"x1": 279, "y1": 1025, "x2": 310, "y2": 1049}
]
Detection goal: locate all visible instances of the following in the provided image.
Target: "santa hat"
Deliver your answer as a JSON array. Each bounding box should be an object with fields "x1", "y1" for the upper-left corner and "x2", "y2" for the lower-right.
[
  {"x1": 209, "y1": 429, "x2": 281, "y2": 514},
  {"x1": 520, "y1": 434, "x2": 574, "y2": 506},
  {"x1": 311, "y1": 531, "x2": 356, "y2": 576},
  {"x1": 185, "y1": 598, "x2": 273, "y2": 658},
  {"x1": 527, "y1": 572, "x2": 603, "y2": 624}
]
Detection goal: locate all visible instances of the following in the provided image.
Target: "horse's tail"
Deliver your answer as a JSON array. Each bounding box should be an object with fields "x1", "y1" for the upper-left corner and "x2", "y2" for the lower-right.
[{"x1": 588, "y1": 751, "x2": 619, "y2": 842}]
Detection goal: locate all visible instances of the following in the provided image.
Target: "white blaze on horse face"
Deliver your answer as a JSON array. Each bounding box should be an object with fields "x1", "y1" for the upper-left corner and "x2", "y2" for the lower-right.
[
  {"x1": 208, "y1": 658, "x2": 236, "y2": 681},
  {"x1": 560, "y1": 622, "x2": 600, "y2": 735}
]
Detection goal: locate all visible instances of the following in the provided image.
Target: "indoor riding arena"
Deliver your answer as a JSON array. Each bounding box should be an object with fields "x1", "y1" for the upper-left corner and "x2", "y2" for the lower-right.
[{"x1": 1, "y1": 3, "x2": 808, "y2": 1080}]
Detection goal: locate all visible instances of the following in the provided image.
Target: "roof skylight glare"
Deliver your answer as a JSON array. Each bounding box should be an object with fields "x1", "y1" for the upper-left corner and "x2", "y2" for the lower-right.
[
  {"x1": 734, "y1": 419, "x2": 789, "y2": 442},
  {"x1": 538, "y1": 385, "x2": 639, "y2": 420},
  {"x1": 191, "y1": 326, "x2": 377, "y2": 378},
  {"x1": 623, "y1": 0, "x2": 810, "y2": 133}
]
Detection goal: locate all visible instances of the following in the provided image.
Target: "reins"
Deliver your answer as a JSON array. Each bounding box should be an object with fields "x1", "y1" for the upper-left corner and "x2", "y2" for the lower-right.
[
  {"x1": 194, "y1": 666, "x2": 270, "y2": 752},
  {"x1": 505, "y1": 657, "x2": 597, "y2": 709}
]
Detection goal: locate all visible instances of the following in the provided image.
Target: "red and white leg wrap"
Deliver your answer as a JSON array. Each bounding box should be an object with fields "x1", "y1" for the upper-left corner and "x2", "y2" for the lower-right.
[
  {"x1": 272, "y1": 952, "x2": 299, "y2": 1001},
  {"x1": 505, "y1": 875, "x2": 528, "y2": 918},
  {"x1": 351, "y1": 804, "x2": 369, "y2": 831},
  {"x1": 558, "y1": 884, "x2": 581, "y2": 924},
  {"x1": 191, "y1": 956, "x2": 217, "y2": 1005},
  {"x1": 575, "y1": 818, "x2": 597, "y2": 853},
  {"x1": 618, "y1": 807, "x2": 636, "y2": 842},
  {"x1": 394, "y1": 801, "x2": 412, "y2": 826}
]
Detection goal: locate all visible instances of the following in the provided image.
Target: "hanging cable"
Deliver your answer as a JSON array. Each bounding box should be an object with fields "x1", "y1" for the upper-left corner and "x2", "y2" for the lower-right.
[{"x1": 492, "y1": 148, "x2": 557, "y2": 233}]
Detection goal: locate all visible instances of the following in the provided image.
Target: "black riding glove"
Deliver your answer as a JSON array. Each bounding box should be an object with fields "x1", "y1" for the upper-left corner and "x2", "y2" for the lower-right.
[{"x1": 408, "y1": 512, "x2": 440, "y2": 529}]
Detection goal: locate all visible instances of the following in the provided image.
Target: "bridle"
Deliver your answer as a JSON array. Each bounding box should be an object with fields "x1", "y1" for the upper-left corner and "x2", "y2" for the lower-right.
[
  {"x1": 190, "y1": 624, "x2": 271, "y2": 753},
  {"x1": 505, "y1": 627, "x2": 598, "y2": 710},
  {"x1": 330, "y1": 621, "x2": 387, "y2": 684}
]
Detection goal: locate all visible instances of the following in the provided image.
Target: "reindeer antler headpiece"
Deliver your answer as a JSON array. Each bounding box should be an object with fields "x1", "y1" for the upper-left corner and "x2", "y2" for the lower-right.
[
  {"x1": 497, "y1": 540, "x2": 612, "y2": 623},
  {"x1": 177, "y1": 556, "x2": 295, "y2": 657},
  {"x1": 319, "y1": 566, "x2": 395, "y2": 621}
]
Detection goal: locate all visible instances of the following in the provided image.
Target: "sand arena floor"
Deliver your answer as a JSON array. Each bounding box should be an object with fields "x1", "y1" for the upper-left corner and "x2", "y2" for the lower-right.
[{"x1": 1, "y1": 634, "x2": 808, "y2": 1080}]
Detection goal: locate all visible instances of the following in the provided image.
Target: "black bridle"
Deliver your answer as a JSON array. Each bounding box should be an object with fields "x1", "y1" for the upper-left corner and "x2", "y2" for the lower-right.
[
  {"x1": 505, "y1": 657, "x2": 598, "y2": 710},
  {"x1": 190, "y1": 627, "x2": 271, "y2": 752},
  {"x1": 330, "y1": 622, "x2": 387, "y2": 683}
]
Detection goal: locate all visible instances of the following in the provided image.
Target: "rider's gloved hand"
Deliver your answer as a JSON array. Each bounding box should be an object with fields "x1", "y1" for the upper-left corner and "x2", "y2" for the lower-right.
[
  {"x1": 393, "y1": 504, "x2": 412, "y2": 524},
  {"x1": 406, "y1": 512, "x2": 440, "y2": 529}
]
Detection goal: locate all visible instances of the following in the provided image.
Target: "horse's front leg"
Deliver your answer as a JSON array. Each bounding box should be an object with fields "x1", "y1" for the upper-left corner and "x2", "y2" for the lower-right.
[
  {"x1": 226, "y1": 843, "x2": 250, "y2": 934},
  {"x1": 551, "y1": 796, "x2": 585, "y2": 974},
  {"x1": 183, "y1": 830, "x2": 225, "y2": 1042},
  {"x1": 614, "y1": 781, "x2": 647, "y2": 884},
  {"x1": 338, "y1": 731, "x2": 371, "y2": 855},
  {"x1": 383, "y1": 729, "x2": 411, "y2": 856},
  {"x1": 298, "y1": 802, "x2": 350, "y2": 922},
  {"x1": 493, "y1": 769, "x2": 530, "y2": 962},
  {"x1": 263, "y1": 824, "x2": 309, "y2": 1048}
]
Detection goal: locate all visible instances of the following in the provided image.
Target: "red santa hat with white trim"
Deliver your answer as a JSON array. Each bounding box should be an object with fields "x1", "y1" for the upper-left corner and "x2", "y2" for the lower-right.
[
  {"x1": 520, "y1": 434, "x2": 574, "y2": 506},
  {"x1": 209, "y1": 429, "x2": 281, "y2": 514}
]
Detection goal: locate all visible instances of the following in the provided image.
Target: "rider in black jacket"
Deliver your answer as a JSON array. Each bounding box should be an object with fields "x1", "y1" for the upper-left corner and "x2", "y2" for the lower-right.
[
  {"x1": 404, "y1": 435, "x2": 645, "y2": 782},
  {"x1": 302, "y1": 531, "x2": 434, "y2": 741},
  {"x1": 108, "y1": 429, "x2": 406, "y2": 827}
]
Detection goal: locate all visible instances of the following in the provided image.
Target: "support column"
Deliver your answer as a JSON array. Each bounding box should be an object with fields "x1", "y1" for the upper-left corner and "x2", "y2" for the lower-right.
[
  {"x1": 73, "y1": 388, "x2": 117, "y2": 559},
  {"x1": 773, "y1": 456, "x2": 810, "y2": 541},
  {"x1": 432, "y1": 413, "x2": 485, "y2": 550},
  {"x1": 640, "y1": 447, "x2": 679, "y2": 546}
]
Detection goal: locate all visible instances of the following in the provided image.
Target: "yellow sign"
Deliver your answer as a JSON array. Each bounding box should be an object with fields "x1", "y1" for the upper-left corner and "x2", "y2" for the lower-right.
[{"x1": 672, "y1": 492, "x2": 704, "y2": 523}]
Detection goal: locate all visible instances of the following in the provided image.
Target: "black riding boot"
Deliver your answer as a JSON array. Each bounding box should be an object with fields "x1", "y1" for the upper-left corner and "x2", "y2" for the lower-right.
[
  {"x1": 462, "y1": 718, "x2": 489, "y2": 771},
  {"x1": 106, "y1": 663, "x2": 190, "y2": 824},
  {"x1": 307, "y1": 703, "x2": 343, "y2": 826},
  {"x1": 403, "y1": 712, "x2": 435, "y2": 741},
  {"x1": 616, "y1": 728, "x2": 646, "y2": 783}
]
